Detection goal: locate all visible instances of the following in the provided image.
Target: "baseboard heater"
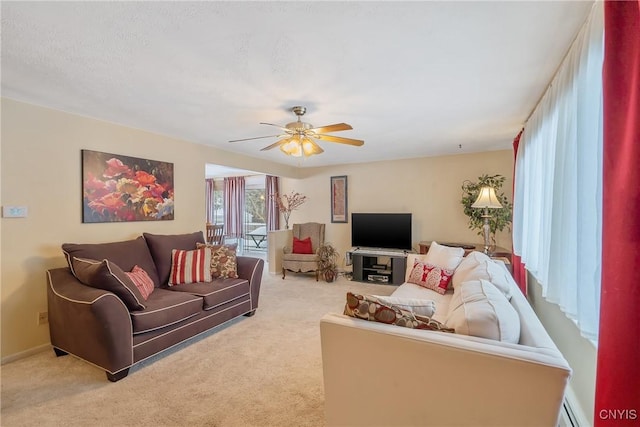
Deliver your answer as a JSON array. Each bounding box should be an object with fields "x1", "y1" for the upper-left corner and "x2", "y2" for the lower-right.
[{"x1": 560, "y1": 397, "x2": 580, "y2": 427}]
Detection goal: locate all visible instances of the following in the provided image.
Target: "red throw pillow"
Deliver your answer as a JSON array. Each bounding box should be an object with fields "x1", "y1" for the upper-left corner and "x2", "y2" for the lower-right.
[
  {"x1": 126, "y1": 265, "x2": 155, "y2": 300},
  {"x1": 407, "y1": 260, "x2": 454, "y2": 295},
  {"x1": 168, "y1": 247, "x2": 212, "y2": 286},
  {"x1": 292, "y1": 236, "x2": 313, "y2": 254}
]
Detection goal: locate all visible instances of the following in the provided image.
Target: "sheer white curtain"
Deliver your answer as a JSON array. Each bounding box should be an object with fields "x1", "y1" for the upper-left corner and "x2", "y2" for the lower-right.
[{"x1": 513, "y1": 2, "x2": 603, "y2": 341}]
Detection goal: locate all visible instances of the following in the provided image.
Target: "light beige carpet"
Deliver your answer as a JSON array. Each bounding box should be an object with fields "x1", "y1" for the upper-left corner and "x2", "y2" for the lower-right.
[{"x1": 1, "y1": 271, "x2": 396, "y2": 427}]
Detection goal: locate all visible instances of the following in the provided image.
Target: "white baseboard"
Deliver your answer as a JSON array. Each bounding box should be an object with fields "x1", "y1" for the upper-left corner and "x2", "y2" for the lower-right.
[
  {"x1": 562, "y1": 384, "x2": 591, "y2": 427},
  {"x1": 1, "y1": 343, "x2": 50, "y2": 365}
]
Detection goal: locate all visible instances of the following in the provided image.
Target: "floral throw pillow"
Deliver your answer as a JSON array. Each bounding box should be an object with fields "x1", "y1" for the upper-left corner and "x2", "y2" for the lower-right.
[
  {"x1": 196, "y1": 243, "x2": 239, "y2": 279},
  {"x1": 344, "y1": 292, "x2": 453, "y2": 332},
  {"x1": 407, "y1": 260, "x2": 455, "y2": 295}
]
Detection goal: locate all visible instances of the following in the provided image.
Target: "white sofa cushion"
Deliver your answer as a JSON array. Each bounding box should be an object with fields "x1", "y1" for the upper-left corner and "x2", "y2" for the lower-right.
[
  {"x1": 452, "y1": 252, "x2": 512, "y2": 300},
  {"x1": 374, "y1": 295, "x2": 436, "y2": 318},
  {"x1": 391, "y1": 282, "x2": 452, "y2": 323},
  {"x1": 424, "y1": 241, "x2": 465, "y2": 270},
  {"x1": 445, "y1": 279, "x2": 520, "y2": 343},
  {"x1": 451, "y1": 251, "x2": 492, "y2": 288}
]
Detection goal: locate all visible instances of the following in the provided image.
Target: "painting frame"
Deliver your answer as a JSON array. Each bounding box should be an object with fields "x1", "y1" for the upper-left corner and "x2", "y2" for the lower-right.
[
  {"x1": 330, "y1": 175, "x2": 348, "y2": 223},
  {"x1": 81, "y1": 149, "x2": 174, "y2": 223}
]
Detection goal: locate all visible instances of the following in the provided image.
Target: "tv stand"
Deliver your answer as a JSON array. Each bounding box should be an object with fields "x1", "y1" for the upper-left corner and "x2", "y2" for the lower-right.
[{"x1": 349, "y1": 248, "x2": 411, "y2": 285}]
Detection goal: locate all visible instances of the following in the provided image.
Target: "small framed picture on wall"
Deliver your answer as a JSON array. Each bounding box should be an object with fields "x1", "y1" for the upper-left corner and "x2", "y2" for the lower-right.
[{"x1": 330, "y1": 175, "x2": 348, "y2": 223}]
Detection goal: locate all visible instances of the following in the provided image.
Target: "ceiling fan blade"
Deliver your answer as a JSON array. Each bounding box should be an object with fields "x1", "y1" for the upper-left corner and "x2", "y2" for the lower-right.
[
  {"x1": 228, "y1": 134, "x2": 283, "y2": 143},
  {"x1": 308, "y1": 123, "x2": 353, "y2": 133},
  {"x1": 259, "y1": 122, "x2": 291, "y2": 132},
  {"x1": 315, "y1": 134, "x2": 364, "y2": 146},
  {"x1": 260, "y1": 138, "x2": 291, "y2": 151}
]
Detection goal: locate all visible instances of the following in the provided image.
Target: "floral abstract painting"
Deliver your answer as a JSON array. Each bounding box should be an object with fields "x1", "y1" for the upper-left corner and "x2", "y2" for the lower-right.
[{"x1": 82, "y1": 150, "x2": 174, "y2": 223}]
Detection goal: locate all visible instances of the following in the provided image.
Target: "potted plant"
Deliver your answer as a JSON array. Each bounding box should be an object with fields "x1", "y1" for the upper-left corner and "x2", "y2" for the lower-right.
[
  {"x1": 461, "y1": 174, "x2": 513, "y2": 248},
  {"x1": 318, "y1": 243, "x2": 340, "y2": 283}
]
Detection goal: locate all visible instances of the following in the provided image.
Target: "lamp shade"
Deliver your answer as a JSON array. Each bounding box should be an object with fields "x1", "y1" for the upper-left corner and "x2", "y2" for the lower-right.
[{"x1": 471, "y1": 186, "x2": 503, "y2": 209}]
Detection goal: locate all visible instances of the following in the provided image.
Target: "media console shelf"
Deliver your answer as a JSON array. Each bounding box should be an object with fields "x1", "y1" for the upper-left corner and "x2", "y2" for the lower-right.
[{"x1": 349, "y1": 248, "x2": 413, "y2": 285}]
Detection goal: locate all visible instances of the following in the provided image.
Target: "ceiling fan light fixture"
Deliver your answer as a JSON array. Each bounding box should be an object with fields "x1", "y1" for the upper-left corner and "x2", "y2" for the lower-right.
[
  {"x1": 301, "y1": 138, "x2": 316, "y2": 156},
  {"x1": 230, "y1": 106, "x2": 363, "y2": 157},
  {"x1": 280, "y1": 138, "x2": 302, "y2": 157},
  {"x1": 279, "y1": 136, "x2": 320, "y2": 158}
]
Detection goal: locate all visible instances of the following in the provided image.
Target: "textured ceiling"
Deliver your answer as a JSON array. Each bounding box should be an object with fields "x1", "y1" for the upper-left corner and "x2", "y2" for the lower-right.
[{"x1": 1, "y1": 1, "x2": 594, "y2": 169}]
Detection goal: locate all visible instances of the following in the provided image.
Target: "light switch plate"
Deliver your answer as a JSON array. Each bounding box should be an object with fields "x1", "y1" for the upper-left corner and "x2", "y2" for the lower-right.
[{"x1": 2, "y1": 206, "x2": 28, "y2": 218}]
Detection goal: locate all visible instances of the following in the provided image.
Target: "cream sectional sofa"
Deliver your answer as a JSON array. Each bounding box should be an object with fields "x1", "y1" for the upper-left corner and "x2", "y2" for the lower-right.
[{"x1": 320, "y1": 244, "x2": 572, "y2": 427}]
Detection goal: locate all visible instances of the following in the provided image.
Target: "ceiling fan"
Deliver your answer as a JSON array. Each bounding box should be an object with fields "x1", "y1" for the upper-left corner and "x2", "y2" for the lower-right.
[{"x1": 229, "y1": 106, "x2": 364, "y2": 157}]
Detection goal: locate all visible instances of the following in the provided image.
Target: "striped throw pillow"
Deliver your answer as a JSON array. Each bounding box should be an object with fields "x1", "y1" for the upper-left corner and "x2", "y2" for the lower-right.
[
  {"x1": 168, "y1": 247, "x2": 212, "y2": 286},
  {"x1": 126, "y1": 265, "x2": 155, "y2": 300}
]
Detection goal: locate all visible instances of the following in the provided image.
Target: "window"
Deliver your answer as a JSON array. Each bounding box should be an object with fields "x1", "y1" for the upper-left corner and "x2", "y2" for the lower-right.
[
  {"x1": 206, "y1": 174, "x2": 267, "y2": 250},
  {"x1": 513, "y1": 2, "x2": 603, "y2": 342},
  {"x1": 245, "y1": 188, "x2": 265, "y2": 233}
]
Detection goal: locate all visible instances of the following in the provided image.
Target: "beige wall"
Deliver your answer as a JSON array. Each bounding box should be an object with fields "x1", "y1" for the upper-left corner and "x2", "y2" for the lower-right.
[
  {"x1": 0, "y1": 98, "x2": 297, "y2": 359},
  {"x1": 279, "y1": 151, "x2": 514, "y2": 268},
  {"x1": 528, "y1": 274, "x2": 596, "y2": 425}
]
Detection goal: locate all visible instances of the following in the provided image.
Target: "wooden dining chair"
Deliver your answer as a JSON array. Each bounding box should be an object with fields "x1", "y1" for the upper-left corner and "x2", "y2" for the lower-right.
[{"x1": 206, "y1": 223, "x2": 225, "y2": 245}]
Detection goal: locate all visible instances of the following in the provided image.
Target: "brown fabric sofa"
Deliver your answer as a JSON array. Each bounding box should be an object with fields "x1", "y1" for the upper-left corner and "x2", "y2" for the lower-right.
[{"x1": 47, "y1": 231, "x2": 264, "y2": 382}]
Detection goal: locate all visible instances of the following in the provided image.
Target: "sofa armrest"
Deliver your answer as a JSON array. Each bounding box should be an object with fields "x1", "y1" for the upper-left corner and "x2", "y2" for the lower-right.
[
  {"x1": 236, "y1": 256, "x2": 264, "y2": 311},
  {"x1": 283, "y1": 246, "x2": 292, "y2": 254},
  {"x1": 47, "y1": 268, "x2": 134, "y2": 374},
  {"x1": 320, "y1": 313, "x2": 571, "y2": 427}
]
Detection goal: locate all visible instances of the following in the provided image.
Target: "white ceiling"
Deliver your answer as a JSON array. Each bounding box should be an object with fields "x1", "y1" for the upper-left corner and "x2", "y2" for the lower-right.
[{"x1": 1, "y1": 1, "x2": 594, "y2": 170}]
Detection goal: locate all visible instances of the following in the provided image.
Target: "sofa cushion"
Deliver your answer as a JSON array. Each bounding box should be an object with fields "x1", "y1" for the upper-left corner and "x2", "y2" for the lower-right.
[
  {"x1": 196, "y1": 243, "x2": 239, "y2": 279},
  {"x1": 143, "y1": 232, "x2": 205, "y2": 286},
  {"x1": 168, "y1": 278, "x2": 250, "y2": 310},
  {"x1": 407, "y1": 259, "x2": 455, "y2": 295},
  {"x1": 452, "y1": 254, "x2": 513, "y2": 300},
  {"x1": 62, "y1": 236, "x2": 160, "y2": 287},
  {"x1": 281, "y1": 253, "x2": 320, "y2": 262},
  {"x1": 424, "y1": 241, "x2": 465, "y2": 270},
  {"x1": 390, "y1": 282, "x2": 453, "y2": 323},
  {"x1": 451, "y1": 251, "x2": 492, "y2": 289},
  {"x1": 344, "y1": 292, "x2": 453, "y2": 332},
  {"x1": 71, "y1": 257, "x2": 146, "y2": 311},
  {"x1": 130, "y1": 288, "x2": 203, "y2": 334},
  {"x1": 373, "y1": 295, "x2": 436, "y2": 318},
  {"x1": 445, "y1": 280, "x2": 520, "y2": 343},
  {"x1": 168, "y1": 247, "x2": 212, "y2": 286},
  {"x1": 125, "y1": 265, "x2": 155, "y2": 300}
]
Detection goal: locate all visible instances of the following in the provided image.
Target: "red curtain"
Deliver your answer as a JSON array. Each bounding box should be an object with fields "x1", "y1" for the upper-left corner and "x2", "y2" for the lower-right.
[
  {"x1": 595, "y1": 1, "x2": 640, "y2": 425},
  {"x1": 511, "y1": 130, "x2": 527, "y2": 295}
]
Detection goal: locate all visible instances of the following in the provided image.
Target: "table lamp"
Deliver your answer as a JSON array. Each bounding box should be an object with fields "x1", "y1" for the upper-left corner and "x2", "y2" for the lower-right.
[{"x1": 471, "y1": 186, "x2": 503, "y2": 254}]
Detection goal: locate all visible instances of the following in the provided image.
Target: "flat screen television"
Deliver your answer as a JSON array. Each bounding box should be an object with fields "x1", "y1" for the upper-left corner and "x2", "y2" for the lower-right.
[{"x1": 351, "y1": 213, "x2": 412, "y2": 250}]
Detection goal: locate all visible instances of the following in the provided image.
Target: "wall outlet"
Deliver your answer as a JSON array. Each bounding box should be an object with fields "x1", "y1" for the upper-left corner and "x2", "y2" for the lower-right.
[{"x1": 37, "y1": 311, "x2": 48, "y2": 325}]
